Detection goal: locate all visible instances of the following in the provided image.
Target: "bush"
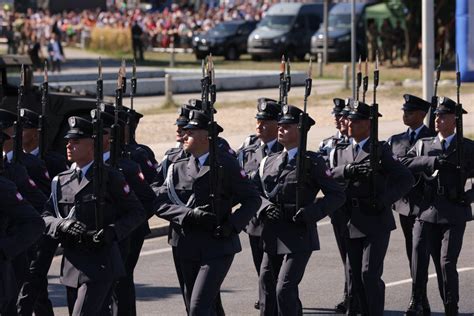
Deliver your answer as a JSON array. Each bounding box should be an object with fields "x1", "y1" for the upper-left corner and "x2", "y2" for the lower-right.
[{"x1": 89, "y1": 27, "x2": 132, "y2": 54}]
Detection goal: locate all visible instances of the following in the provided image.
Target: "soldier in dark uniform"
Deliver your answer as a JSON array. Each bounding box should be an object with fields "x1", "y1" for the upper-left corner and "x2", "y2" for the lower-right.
[
  {"x1": 319, "y1": 98, "x2": 353, "y2": 313},
  {"x1": 236, "y1": 99, "x2": 281, "y2": 310},
  {"x1": 386, "y1": 94, "x2": 435, "y2": 315},
  {"x1": 0, "y1": 109, "x2": 51, "y2": 195},
  {"x1": 153, "y1": 109, "x2": 262, "y2": 315},
  {"x1": 401, "y1": 97, "x2": 474, "y2": 316},
  {"x1": 100, "y1": 110, "x2": 155, "y2": 316},
  {"x1": 0, "y1": 177, "x2": 45, "y2": 314},
  {"x1": 41, "y1": 116, "x2": 146, "y2": 316},
  {"x1": 187, "y1": 98, "x2": 236, "y2": 156},
  {"x1": 253, "y1": 105, "x2": 346, "y2": 316},
  {"x1": 20, "y1": 108, "x2": 69, "y2": 177},
  {"x1": 331, "y1": 100, "x2": 414, "y2": 315},
  {"x1": 121, "y1": 107, "x2": 159, "y2": 185},
  {"x1": 236, "y1": 98, "x2": 279, "y2": 153}
]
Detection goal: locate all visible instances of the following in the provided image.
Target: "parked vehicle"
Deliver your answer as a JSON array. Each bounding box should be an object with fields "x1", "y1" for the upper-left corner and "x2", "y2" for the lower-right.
[
  {"x1": 192, "y1": 20, "x2": 258, "y2": 60},
  {"x1": 247, "y1": 2, "x2": 324, "y2": 61},
  {"x1": 311, "y1": 1, "x2": 403, "y2": 61}
]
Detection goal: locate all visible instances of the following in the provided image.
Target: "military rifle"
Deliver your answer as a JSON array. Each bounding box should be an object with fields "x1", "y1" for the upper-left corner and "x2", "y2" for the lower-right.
[
  {"x1": 120, "y1": 58, "x2": 127, "y2": 95},
  {"x1": 127, "y1": 59, "x2": 137, "y2": 144},
  {"x1": 455, "y1": 54, "x2": 465, "y2": 202},
  {"x1": 90, "y1": 59, "x2": 105, "y2": 233},
  {"x1": 429, "y1": 50, "x2": 442, "y2": 133},
  {"x1": 38, "y1": 61, "x2": 48, "y2": 160},
  {"x1": 295, "y1": 58, "x2": 313, "y2": 211},
  {"x1": 369, "y1": 53, "x2": 380, "y2": 211},
  {"x1": 97, "y1": 58, "x2": 103, "y2": 102},
  {"x1": 356, "y1": 56, "x2": 362, "y2": 101},
  {"x1": 362, "y1": 58, "x2": 368, "y2": 103},
  {"x1": 202, "y1": 55, "x2": 223, "y2": 229},
  {"x1": 12, "y1": 65, "x2": 25, "y2": 164},
  {"x1": 109, "y1": 64, "x2": 125, "y2": 168},
  {"x1": 278, "y1": 56, "x2": 291, "y2": 106}
]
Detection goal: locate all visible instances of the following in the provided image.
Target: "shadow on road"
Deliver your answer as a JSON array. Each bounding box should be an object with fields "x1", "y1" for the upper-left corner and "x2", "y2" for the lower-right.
[{"x1": 135, "y1": 284, "x2": 183, "y2": 301}]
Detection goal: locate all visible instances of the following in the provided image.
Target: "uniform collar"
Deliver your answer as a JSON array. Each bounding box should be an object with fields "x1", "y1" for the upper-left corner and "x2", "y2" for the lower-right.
[
  {"x1": 352, "y1": 136, "x2": 369, "y2": 150},
  {"x1": 438, "y1": 133, "x2": 456, "y2": 147},
  {"x1": 28, "y1": 147, "x2": 40, "y2": 156},
  {"x1": 263, "y1": 138, "x2": 277, "y2": 152},
  {"x1": 103, "y1": 151, "x2": 111, "y2": 162},
  {"x1": 408, "y1": 124, "x2": 425, "y2": 138},
  {"x1": 4, "y1": 150, "x2": 13, "y2": 163},
  {"x1": 77, "y1": 160, "x2": 94, "y2": 176},
  {"x1": 284, "y1": 147, "x2": 298, "y2": 161},
  {"x1": 196, "y1": 152, "x2": 210, "y2": 168}
]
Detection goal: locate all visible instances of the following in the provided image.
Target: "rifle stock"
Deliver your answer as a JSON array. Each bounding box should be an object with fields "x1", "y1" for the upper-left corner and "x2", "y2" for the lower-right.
[
  {"x1": 455, "y1": 55, "x2": 464, "y2": 201},
  {"x1": 295, "y1": 59, "x2": 312, "y2": 211},
  {"x1": 38, "y1": 61, "x2": 48, "y2": 160},
  {"x1": 12, "y1": 65, "x2": 25, "y2": 164},
  {"x1": 369, "y1": 55, "x2": 379, "y2": 211}
]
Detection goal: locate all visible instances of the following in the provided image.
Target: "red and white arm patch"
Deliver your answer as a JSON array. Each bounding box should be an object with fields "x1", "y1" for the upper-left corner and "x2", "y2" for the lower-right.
[
  {"x1": 240, "y1": 169, "x2": 248, "y2": 179},
  {"x1": 137, "y1": 172, "x2": 145, "y2": 181}
]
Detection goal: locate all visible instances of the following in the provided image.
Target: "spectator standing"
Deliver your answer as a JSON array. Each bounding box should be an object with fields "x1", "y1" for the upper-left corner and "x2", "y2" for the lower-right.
[
  {"x1": 47, "y1": 32, "x2": 65, "y2": 73},
  {"x1": 131, "y1": 19, "x2": 145, "y2": 61}
]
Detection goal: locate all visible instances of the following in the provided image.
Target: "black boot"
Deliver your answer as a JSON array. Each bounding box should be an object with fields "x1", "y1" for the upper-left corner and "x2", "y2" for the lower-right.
[
  {"x1": 254, "y1": 300, "x2": 260, "y2": 310},
  {"x1": 406, "y1": 284, "x2": 424, "y2": 316},
  {"x1": 421, "y1": 286, "x2": 431, "y2": 316},
  {"x1": 444, "y1": 303, "x2": 458, "y2": 316},
  {"x1": 335, "y1": 294, "x2": 349, "y2": 313},
  {"x1": 346, "y1": 296, "x2": 360, "y2": 316}
]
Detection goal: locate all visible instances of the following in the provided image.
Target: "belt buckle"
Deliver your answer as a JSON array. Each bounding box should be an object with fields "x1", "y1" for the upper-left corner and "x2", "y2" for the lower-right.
[{"x1": 351, "y1": 198, "x2": 359, "y2": 208}]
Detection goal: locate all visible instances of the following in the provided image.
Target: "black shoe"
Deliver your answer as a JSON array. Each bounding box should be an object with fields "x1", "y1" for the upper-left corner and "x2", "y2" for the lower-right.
[
  {"x1": 254, "y1": 300, "x2": 260, "y2": 310},
  {"x1": 406, "y1": 284, "x2": 424, "y2": 316},
  {"x1": 335, "y1": 298, "x2": 348, "y2": 313}
]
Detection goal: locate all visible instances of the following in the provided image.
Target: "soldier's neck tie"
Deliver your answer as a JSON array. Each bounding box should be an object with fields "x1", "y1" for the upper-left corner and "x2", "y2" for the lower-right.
[
  {"x1": 194, "y1": 157, "x2": 201, "y2": 171},
  {"x1": 409, "y1": 131, "x2": 416, "y2": 145},
  {"x1": 353, "y1": 144, "x2": 360, "y2": 157},
  {"x1": 441, "y1": 139, "x2": 447, "y2": 153},
  {"x1": 75, "y1": 168, "x2": 82, "y2": 183}
]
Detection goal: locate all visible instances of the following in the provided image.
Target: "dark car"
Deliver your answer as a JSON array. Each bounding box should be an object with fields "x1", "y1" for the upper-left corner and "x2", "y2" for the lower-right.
[{"x1": 192, "y1": 20, "x2": 258, "y2": 60}]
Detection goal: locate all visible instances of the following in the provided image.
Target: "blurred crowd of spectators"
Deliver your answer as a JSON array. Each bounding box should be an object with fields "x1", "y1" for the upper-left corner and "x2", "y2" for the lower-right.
[{"x1": 0, "y1": 1, "x2": 276, "y2": 70}]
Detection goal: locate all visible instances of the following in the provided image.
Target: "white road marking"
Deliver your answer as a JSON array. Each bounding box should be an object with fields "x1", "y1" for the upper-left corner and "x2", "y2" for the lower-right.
[
  {"x1": 386, "y1": 267, "x2": 474, "y2": 287},
  {"x1": 140, "y1": 247, "x2": 173, "y2": 256}
]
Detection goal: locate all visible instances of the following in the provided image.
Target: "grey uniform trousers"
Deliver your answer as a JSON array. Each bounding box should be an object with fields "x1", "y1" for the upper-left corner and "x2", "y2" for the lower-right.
[
  {"x1": 412, "y1": 219, "x2": 466, "y2": 305},
  {"x1": 346, "y1": 232, "x2": 390, "y2": 316},
  {"x1": 259, "y1": 251, "x2": 311, "y2": 316}
]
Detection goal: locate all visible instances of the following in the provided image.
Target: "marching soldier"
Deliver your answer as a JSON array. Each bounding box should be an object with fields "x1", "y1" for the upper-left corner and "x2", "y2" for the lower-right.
[
  {"x1": 330, "y1": 100, "x2": 414, "y2": 315},
  {"x1": 100, "y1": 108, "x2": 156, "y2": 316},
  {"x1": 402, "y1": 97, "x2": 474, "y2": 316},
  {"x1": 0, "y1": 177, "x2": 45, "y2": 314},
  {"x1": 20, "y1": 108, "x2": 69, "y2": 177},
  {"x1": 41, "y1": 116, "x2": 146, "y2": 315},
  {"x1": 0, "y1": 109, "x2": 51, "y2": 195},
  {"x1": 386, "y1": 94, "x2": 435, "y2": 315},
  {"x1": 237, "y1": 98, "x2": 281, "y2": 310},
  {"x1": 236, "y1": 98, "x2": 279, "y2": 153},
  {"x1": 318, "y1": 98, "x2": 348, "y2": 161},
  {"x1": 122, "y1": 106, "x2": 159, "y2": 184},
  {"x1": 253, "y1": 105, "x2": 346, "y2": 316},
  {"x1": 320, "y1": 98, "x2": 353, "y2": 313},
  {"x1": 153, "y1": 109, "x2": 262, "y2": 315}
]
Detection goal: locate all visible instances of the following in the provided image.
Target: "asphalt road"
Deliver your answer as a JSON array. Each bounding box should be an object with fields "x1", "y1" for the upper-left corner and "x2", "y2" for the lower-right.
[{"x1": 48, "y1": 217, "x2": 474, "y2": 316}]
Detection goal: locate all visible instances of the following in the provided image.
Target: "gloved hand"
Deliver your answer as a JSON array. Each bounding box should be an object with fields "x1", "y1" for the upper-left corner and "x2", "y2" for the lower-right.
[
  {"x1": 213, "y1": 221, "x2": 235, "y2": 239},
  {"x1": 82, "y1": 226, "x2": 116, "y2": 248},
  {"x1": 261, "y1": 204, "x2": 280, "y2": 221},
  {"x1": 344, "y1": 161, "x2": 373, "y2": 179},
  {"x1": 434, "y1": 158, "x2": 457, "y2": 171},
  {"x1": 57, "y1": 219, "x2": 86, "y2": 239},
  {"x1": 186, "y1": 204, "x2": 217, "y2": 230}
]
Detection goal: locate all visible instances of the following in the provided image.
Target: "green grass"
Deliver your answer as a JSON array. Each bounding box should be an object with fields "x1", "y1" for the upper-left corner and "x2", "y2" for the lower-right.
[{"x1": 86, "y1": 48, "x2": 458, "y2": 83}]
